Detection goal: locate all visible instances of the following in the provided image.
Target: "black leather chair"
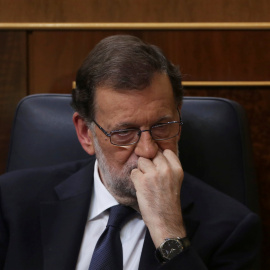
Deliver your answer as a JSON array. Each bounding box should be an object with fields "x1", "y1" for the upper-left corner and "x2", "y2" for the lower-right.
[{"x1": 6, "y1": 94, "x2": 259, "y2": 213}]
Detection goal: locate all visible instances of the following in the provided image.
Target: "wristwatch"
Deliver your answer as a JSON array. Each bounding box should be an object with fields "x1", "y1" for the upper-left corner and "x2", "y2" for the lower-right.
[{"x1": 155, "y1": 237, "x2": 190, "y2": 263}]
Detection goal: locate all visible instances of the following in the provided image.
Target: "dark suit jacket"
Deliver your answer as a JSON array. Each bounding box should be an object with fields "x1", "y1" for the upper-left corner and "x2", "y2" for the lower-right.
[{"x1": 0, "y1": 158, "x2": 260, "y2": 270}]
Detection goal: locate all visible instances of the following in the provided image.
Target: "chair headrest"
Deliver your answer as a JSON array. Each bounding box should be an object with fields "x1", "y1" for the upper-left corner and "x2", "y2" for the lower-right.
[{"x1": 7, "y1": 94, "x2": 258, "y2": 212}]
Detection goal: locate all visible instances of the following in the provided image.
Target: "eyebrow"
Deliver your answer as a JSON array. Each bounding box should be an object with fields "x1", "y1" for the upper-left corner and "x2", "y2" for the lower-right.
[{"x1": 111, "y1": 115, "x2": 175, "y2": 131}]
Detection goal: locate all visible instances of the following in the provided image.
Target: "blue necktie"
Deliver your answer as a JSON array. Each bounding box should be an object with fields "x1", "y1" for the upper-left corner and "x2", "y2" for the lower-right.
[{"x1": 88, "y1": 205, "x2": 136, "y2": 270}]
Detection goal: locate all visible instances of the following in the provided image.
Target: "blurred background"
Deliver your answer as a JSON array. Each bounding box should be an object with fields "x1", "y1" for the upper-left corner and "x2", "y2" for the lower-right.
[{"x1": 0, "y1": 0, "x2": 269, "y2": 268}]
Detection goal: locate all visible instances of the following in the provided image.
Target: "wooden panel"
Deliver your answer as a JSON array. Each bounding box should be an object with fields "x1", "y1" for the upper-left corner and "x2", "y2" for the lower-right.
[
  {"x1": 185, "y1": 87, "x2": 270, "y2": 268},
  {"x1": 142, "y1": 30, "x2": 270, "y2": 81},
  {"x1": 0, "y1": 31, "x2": 27, "y2": 174},
  {"x1": 28, "y1": 30, "x2": 270, "y2": 94},
  {"x1": 0, "y1": 0, "x2": 269, "y2": 22}
]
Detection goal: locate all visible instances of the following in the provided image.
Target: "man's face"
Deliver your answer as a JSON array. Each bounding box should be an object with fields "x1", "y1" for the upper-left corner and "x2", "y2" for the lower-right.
[{"x1": 89, "y1": 73, "x2": 181, "y2": 206}]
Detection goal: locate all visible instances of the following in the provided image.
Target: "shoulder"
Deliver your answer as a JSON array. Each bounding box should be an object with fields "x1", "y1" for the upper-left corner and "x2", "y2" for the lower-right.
[
  {"x1": 181, "y1": 173, "x2": 261, "y2": 267},
  {"x1": 183, "y1": 172, "x2": 252, "y2": 214},
  {"x1": 182, "y1": 172, "x2": 260, "y2": 231},
  {"x1": 0, "y1": 158, "x2": 95, "y2": 200}
]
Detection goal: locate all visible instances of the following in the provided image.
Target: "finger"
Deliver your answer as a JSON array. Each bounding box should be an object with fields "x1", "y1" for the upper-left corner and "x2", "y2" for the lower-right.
[
  {"x1": 163, "y1": 149, "x2": 184, "y2": 181},
  {"x1": 152, "y1": 150, "x2": 169, "y2": 168},
  {"x1": 130, "y1": 168, "x2": 143, "y2": 183},
  {"x1": 163, "y1": 149, "x2": 182, "y2": 168},
  {"x1": 137, "y1": 157, "x2": 156, "y2": 173}
]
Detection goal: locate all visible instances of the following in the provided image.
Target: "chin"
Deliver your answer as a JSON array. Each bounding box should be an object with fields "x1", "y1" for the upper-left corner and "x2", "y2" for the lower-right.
[
  {"x1": 116, "y1": 196, "x2": 138, "y2": 207},
  {"x1": 105, "y1": 179, "x2": 137, "y2": 205}
]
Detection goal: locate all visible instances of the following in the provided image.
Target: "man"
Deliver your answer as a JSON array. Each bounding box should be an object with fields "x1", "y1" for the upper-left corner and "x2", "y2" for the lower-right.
[{"x1": 0, "y1": 35, "x2": 260, "y2": 269}]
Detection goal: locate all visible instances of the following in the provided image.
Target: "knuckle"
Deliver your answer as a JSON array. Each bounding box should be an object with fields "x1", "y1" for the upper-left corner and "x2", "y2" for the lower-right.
[{"x1": 174, "y1": 166, "x2": 182, "y2": 175}]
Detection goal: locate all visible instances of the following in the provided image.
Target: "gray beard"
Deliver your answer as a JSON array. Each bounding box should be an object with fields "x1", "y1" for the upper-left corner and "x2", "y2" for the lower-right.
[{"x1": 92, "y1": 135, "x2": 138, "y2": 205}]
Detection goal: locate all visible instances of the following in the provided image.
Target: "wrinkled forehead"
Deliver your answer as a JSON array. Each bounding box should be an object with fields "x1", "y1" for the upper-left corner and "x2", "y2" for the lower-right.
[{"x1": 93, "y1": 73, "x2": 177, "y2": 127}]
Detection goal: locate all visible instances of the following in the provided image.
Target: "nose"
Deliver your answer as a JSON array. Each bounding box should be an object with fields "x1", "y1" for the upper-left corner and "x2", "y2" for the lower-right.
[{"x1": 134, "y1": 130, "x2": 159, "y2": 159}]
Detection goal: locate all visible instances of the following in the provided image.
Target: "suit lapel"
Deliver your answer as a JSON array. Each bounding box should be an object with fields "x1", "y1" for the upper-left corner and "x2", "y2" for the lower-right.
[
  {"x1": 40, "y1": 160, "x2": 95, "y2": 270},
  {"x1": 139, "y1": 174, "x2": 199, "y2": 269}
]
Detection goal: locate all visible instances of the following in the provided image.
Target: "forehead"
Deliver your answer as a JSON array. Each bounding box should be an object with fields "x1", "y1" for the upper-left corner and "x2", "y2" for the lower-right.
[{"x1": 94, "y1": 73, "x2": 176, "y2": 127}]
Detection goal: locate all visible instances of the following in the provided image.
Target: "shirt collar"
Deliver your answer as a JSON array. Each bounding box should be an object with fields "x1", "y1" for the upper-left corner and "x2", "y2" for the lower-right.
[{"x1": 88, "y1": 160, "x2": 119, "y2": 221}]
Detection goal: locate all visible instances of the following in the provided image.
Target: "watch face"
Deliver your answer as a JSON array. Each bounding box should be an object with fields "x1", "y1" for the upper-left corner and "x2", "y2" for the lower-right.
[{"x1": 161, "y1": 239, "x2": 184, "y2": 260}]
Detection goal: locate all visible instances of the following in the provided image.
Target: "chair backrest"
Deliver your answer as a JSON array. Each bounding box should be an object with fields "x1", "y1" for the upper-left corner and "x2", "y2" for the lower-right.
[{"x1": 6, "y1": 94, "x2": 259, "y2": 213}]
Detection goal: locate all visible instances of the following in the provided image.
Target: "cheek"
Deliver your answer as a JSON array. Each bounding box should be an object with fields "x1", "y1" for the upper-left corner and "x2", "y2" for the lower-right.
[
  {"x1": 158, "y1": 139, "x2": 179, "y2": 154},
  {"x1": 100, "y1": 136, "x2": 110, "y2": 144},
  {"x1": 103, "y1": 145, "x2": 135, "y2": 166}
]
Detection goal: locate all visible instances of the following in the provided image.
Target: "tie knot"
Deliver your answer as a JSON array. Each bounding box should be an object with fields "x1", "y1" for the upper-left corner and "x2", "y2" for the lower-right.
[{"x1": 107, "y1": 205, "x2": 136, "y2": 229}]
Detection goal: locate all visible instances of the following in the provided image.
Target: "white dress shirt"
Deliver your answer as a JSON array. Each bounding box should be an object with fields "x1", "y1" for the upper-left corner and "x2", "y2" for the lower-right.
[{"x1": 76, "y1": 161, "x2": 146, "y2": 270}]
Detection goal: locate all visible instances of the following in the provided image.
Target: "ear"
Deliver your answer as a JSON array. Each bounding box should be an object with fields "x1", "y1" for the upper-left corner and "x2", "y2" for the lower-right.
[{"x1": 73, "y1": 112, "x2": 96, "y2": 155}]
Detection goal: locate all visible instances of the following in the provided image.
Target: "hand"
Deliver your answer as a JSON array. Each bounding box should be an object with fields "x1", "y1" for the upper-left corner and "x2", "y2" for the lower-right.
[{"x1": 131, "y1": 149, "x2": 186, "y2": 248}]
